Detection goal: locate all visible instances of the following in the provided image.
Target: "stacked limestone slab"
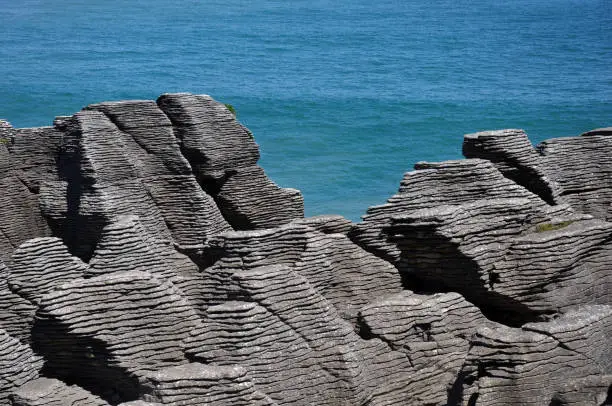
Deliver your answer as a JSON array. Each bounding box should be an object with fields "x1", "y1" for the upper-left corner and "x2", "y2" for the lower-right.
[
  {"x1": 0, "y1": 329, "x2": 43, "y2": 405},
  {"x1": 0, "y1": 123, "x2": 57, "y2": 263},
  {"x1": 0, "y1": 101, "x2": 610, "y2": 405},
  {"x1": 199, "y1": 222, "x2": 402, "y2": 323},
  {"x1": 157, "y1": 94, "x2": 304, "y2": 230},
  {"x1": 464, "y1": 128, "x2": 612, "y2": 221},
  {"x1": 9, "y1": 378, "x2": 110, "y2": 406}
]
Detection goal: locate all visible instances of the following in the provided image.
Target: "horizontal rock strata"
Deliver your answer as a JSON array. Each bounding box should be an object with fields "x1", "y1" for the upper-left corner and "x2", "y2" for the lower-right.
[
  {"x1": 0, "y1": 100, "x2": 609, "y2": 406},
  {"x1": 464, "y1": 128, "x2": 612, "y2": 221},
  {"x1": 458, "y1": 305, "x2": 611, "y2": 405},
  {"x1": 0, "y1": 330, "x2": 42, "y2": 406},
  {"x1": 9, "y1": 378, "x2": 110, "y2": 406},
  {"x1": 157, "y1": 93, "x2": 304, "y2": 230},
  {"x1": 138, "y1": 364, "x2": 276, "y2": 405},
  {"x1": 32, "y1": 271, "x2": 202, "y2": 402},
  {"x1": 201, "y1": 223, "x2": 402, "y2": 322},
  {"x1": 0, "y1": 261, "x2": 36, "y2": 342}
]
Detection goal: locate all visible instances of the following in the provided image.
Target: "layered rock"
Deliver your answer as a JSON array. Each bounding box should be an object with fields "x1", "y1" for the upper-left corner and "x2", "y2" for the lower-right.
[
  {"x1": 359, "y1": 291, "x2": 496, "y2": 401},
  {"x1": 9, "y1": 378, "x2": 109, "y2": 406},
  {"x1": 464, "y1": 128, "x2": 612, "y2": 221},
  {"x1": 138, "y1": 364, "x2": 276, "y2": 405},
  {"x1": 184, "y1": 265, "x2": 425, "y2": 405},
  {"x1": 157, "y1": 93, "x2": 303, "y2": 229},
  {"x1": 457, "y1": 305, "x2": 611, "y2": 405},
  {"x1": 0, "y1": 330, "x2": 42, "y2": 406},
  {"x1": 41, "y1": 103, "x2": 231, "y2": 260},
  {"x1": 0, "y1": 261, "x2": 36, "y2": 342},
  {"x1": 87, "y1": 216, "x2": 207, "y2": 315},
  {"x1": 349, "y1": 159, "x2": 551, "y2": 264},
  {"x1": 387, "y1": 197, "x2": 611, "y2": 321},
  {"x1": 9, "y1": 237, "x2": 88, "y2": 305},
  {"x1": 0, "y1": 99, "x2": 610, "y2": 406},
  {"x1": 32, "y1": 271, "x2": 202, "y2": 402},
  {"x1": 0, "y1": 125, "x2": 58, "y2": 262},
  {"x1": 201, "y1": 223, "x2": 402, "y2": 323}
]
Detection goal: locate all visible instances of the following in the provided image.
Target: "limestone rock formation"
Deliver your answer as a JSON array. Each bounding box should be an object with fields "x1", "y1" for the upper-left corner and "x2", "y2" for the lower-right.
[
  {"x1": 138, "y1": 364, "x2": 276, "y2": 405},
  {"x1": 184, "y1": 265, "x2": 424, "y2": 405},
  {"x1": 349, "y1": 159, "x2": 552, "y2": 264},
  {"x1": 359, "y1": 291, "x2": 497, "y2": 401},
  {"x1": 9, "y1": 237, "x2": 88, "y2": 305},
  {"x1": 0, "y1": 330, "x2": 42, "y2": 406},
  {"x1": 0, "y1": 98, "x2": 609, "y2": 406},
  {"x1": 200, "y1": 223, "x2": 402, "y2": 322},
  {"x1": 32, "y1": 271, "x2": 202, "y2": 402},
  {"x1": 87, "y1": 216, "x2": 207, "y2": 315},
  {"x1": 0, "y1": 261, "x2": 36, "y2": 342},
  {"x1": 464, "y1": 128, "x2": 612, "y2": 221},
  {"x1": 9, "y1": 378, "x2": 110, "y2": 406},
  {"x1": 458, "y1": 305, "x2": 611, "y2": 405},
  {"x1": 41, "y1": 103, "x2": 231, "y2": 260},
  {"x1": 157, "y1": 93, "x2": 304, "y2": 230},
  {"x1": 0, "y1": 124, "x2": 58, "y2": 262}
]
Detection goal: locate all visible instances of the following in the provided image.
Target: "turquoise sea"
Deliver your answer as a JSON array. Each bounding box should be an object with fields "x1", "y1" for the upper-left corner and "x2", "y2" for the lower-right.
[{"x1": 1, "y1": 0, "x2": 610, "y2": 221}]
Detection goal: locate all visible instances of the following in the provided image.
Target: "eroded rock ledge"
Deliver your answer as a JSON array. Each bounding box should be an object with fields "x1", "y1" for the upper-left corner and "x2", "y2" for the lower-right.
[{"x1": 0, "y1": 96, "x2": 610, "y2": 405}]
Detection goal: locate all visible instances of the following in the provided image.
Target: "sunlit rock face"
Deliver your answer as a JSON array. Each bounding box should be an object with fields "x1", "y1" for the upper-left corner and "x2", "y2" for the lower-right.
[{"x1": 0, "y1": 97, "x2": 609, "y2": 405}]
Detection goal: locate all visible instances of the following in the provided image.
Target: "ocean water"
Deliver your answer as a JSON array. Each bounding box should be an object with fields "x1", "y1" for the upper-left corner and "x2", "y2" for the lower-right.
[{"x1": 1, "y1": 0, "x2": 610, "y2": 221}]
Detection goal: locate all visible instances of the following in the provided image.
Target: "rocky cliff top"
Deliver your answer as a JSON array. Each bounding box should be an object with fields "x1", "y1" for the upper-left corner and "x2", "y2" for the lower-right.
[{"x1": 0, "y1": 95, "x2": 610, "y2": 406}]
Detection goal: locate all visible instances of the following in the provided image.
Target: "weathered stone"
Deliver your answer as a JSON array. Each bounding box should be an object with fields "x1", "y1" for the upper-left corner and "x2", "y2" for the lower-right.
[
  {"x1": 184, "y1": 265, "x2": 424, "y2": 405},
  {"x1": 33, "y1": 271, "x2": 202, "y2": 402},
  {"x1": 464, "y1": 128, "x2": 612, "y2": 221},
  {"x1": 349, "y1": 159, "x2": 550, "y2": 264},
  {"x1": 157, "y1": 93, "x2": 304, "y2": 229},
  {"x1": 359, "y1": 291, "x2": 496, "y2": 401},
  {"x1": 9, "y1": 378, "x2": 109, "y2": 406},
  {"x1": 87, "y1": 216, "x2": 207, "y2": 315},
  {"x1": 9, "y1": 237, "x2": 88, "y2": 305},
  {"x1": 40, "y1": 106, "x2": 230, "y2": 260},
  {"x1": 0, "y1": 330, "x2": 42, "y2": 406},
  {"x1": 457, "y1": 306, "x2": 611, "y2": 405},
  {"x1": 387, "y1": 198, "x2": 611, "y2": 320},
  {"x1": 201, "y1": 223, "x2": 402, "y2": 323},
  {"x1": 139, "y1": 364, "x2": 276, "y2": 405},
  {"x1": 0, "y1": 261, "x2": 35, "y2": 342}
]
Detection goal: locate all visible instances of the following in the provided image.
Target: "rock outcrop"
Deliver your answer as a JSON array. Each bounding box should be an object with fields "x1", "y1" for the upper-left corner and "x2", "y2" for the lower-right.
[
  {"x1": 0, "y1": 100, "x2": 609, "y2": 406},
  {"x1": 464, "y1": 128, "x2": 612, "y2": 221},
  {"x1": 9, "y1": 378, "x2": 110, "y2": 406},
  {"x1": 0, "y1": 329, "x2": 42, "y2": 405},
  {"x1": 138, "y1": 364, "x2": 276, "y2": 405},
  {"x1": 157, "y1": 94, "x2": 304, "y2": 230}
]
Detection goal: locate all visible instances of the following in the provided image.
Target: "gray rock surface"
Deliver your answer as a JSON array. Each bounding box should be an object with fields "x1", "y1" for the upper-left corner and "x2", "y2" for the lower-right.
[
  {"x1": 359, "y1": 291, "x2": 497, "y2": 401},
  {"x1": 184, "y1": 265, "x2": 426, "y2": 405},
  {"x1": 157, "y1": 93, "x2": 304, "y2": 229},
  {"x1": 138, "y1": 364, "x2": 276, "y2": 405},
  {"x1": 0, "y1": 261, "x2": 36, "y2": 342},
  {"x1": 9, "y1": 237, "x2": 88, "y2": 305},
  {"x1": 33, "y1": 271, "x2": 202, "y2": 401},
  {"x1": 87, "y1": 216, "x2": 207, "y2": 315},
  {"x1": 9, "y1": 378, "x2": 109, "y2": 406},
  {"x1": 0, "y1": 126, "x2": 58, "y2": 262},
  {"x1": 0, "y1": 101, "x2": 609, "y2": 406},
  {"x1": 458, "y1": 306, "x2": 611, "y2": 405},
  {"x1": 41, "y1": 103, "x2": 231, "y2": 260},
  {"x1": 0, "y1": 329, "x2": 42, "y2": 406},
  {"x1": 201, "y1": 223, "x2": 402, "y2": 323},
  {"x1": 349, "y1": 159, "x2": 551, "y2": 264},
  {"x1": 388, "y1": 198, "x2": 611, "y2": 320},
  {"x1": 464, "y1": 128, "x2": 612, "y2": 221}
]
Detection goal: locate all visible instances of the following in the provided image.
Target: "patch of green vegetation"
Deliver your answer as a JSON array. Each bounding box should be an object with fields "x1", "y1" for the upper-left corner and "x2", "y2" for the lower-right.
[
  {"x1": 0, "y1": 137, "x2": 9, "y2": 145},
  {"x1": 535, "y1": 220, "x2": 574, "y2": 233},
  {"x1": 224, "y1": 103, "x2": 237, "y2": 117}
]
